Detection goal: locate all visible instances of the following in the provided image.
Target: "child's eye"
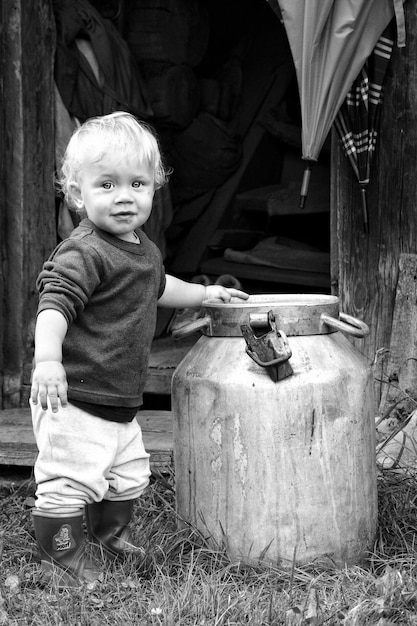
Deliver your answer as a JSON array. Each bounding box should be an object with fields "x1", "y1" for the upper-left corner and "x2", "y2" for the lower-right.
[
  {"x1": 102, "y1": 182, "x2": 113, "y2": 190},
  {"x1": 132, "y1": 181, "x2": 143, "y2": 189}
]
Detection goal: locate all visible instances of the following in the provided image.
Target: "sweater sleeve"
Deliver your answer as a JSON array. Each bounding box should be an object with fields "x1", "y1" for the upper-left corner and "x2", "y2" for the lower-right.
[{"x1": 36, "y1": 239, "x2": 103, "y2": 326}]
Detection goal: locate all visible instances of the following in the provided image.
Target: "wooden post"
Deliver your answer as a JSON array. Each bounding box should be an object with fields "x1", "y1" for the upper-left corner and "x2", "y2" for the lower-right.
[
  {"x1": 331, "y1": 2, "x2": 417, "y2": 405},
  {"x1": 0, "y1": 1, "x2": 56, "y2": 407},
  {"x1": 378, "y1": 254, "x2": 417, "y2": 418}
]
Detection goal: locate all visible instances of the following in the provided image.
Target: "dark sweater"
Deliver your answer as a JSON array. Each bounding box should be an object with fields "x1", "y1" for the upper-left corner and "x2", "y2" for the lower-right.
[{"x1": 36, "y1": 219, "x2": 166, "y2": 408}]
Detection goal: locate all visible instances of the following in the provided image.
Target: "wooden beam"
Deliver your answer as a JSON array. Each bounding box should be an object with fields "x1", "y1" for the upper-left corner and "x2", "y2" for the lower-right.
[
  {"x1": 0, "y1": 408, "x2": 174, "y2": 471},
  {"x1": 378, "y1": 253, "x2": 417, "y2": 418},
  {"x1": 332, "y1": 3, "x2": 417, "y2": 405},
  {"x1": 1, "y1": 0, "x2": 56, "y2": 407}
]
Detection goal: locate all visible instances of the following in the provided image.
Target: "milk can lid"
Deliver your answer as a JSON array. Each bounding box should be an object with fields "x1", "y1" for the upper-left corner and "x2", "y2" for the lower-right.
[
  {"x1": 203, "y1": 293, "x2": 339, "y2": 309},
  {"x1": 200, "y1": 293, "x2": 341, "y2": 337}
]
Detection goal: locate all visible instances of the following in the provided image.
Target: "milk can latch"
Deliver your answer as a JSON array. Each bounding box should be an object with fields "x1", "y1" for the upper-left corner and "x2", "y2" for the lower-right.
[{"x1": 241, "y1": 311, "x2": 293, "y2": 382}]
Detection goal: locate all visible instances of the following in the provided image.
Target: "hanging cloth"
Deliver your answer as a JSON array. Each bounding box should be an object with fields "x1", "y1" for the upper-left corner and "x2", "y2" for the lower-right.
[{"x1": 53, "y1": 0, "x2": 153, "y2": 122}]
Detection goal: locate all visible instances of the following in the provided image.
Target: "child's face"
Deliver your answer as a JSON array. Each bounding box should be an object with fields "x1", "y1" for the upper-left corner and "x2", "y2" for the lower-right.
[{"x1": 70, "y1": 151, "x2": 155, "y2": 242}]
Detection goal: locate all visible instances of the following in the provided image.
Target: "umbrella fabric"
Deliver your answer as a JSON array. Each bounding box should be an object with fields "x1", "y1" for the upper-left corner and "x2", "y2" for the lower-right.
[
  {"x1": 272, "y1": 0, "x2": 404, "y2": 207},
  {"x1": 275, "y1": 0, "x2": 400, "y2": 162},
  {"x1": 334, "y1": 22, "x2": 396, "y2": 230}
]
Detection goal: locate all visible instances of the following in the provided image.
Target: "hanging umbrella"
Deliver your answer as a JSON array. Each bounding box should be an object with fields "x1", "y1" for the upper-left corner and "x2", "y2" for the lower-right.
[
  {"x1": 270, "y1": 0, "x2": 405, "y2": 208},
  {"x1": 334, "y1": 23, "x2": 396, "y2": 233}
]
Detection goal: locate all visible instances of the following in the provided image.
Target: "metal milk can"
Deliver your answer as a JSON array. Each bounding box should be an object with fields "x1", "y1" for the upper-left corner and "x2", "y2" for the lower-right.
[{"x1": 171, "y1": 294, "x2": 377, "y2": 568}]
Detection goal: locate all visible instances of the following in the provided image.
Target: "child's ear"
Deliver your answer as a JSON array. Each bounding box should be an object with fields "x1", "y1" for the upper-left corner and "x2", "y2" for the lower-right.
[{"x1": 68, "y1": 182, "x2": 83, "y2": 209}]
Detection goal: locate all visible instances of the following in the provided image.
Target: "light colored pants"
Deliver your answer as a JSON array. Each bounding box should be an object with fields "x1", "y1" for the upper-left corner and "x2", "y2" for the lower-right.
[{"x1": 30, "y1": 400, "x2": 151, "y2": 514}]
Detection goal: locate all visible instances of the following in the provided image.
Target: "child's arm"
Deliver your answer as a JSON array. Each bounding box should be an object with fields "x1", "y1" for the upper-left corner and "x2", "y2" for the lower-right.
[
  {"x1": 30, "y1": 309, "x2": 69, "y2": 413},
  {"x1": 158, "y1": 274, "x2": 249, "y2": 309}
]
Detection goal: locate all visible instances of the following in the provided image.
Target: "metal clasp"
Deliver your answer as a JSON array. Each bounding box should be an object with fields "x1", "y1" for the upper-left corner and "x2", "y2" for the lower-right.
[{"x1": 241, "y1": 311, "x2": 293, "y2": 382}]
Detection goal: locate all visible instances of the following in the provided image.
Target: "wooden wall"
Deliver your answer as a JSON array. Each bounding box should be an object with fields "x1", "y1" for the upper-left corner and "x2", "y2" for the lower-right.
[
  {"x1": 0, "y1": 0, "x2": 56, "y2": 408},
  {"x1": 331, "y1": 1, "x2": 417, "y2": 407}
]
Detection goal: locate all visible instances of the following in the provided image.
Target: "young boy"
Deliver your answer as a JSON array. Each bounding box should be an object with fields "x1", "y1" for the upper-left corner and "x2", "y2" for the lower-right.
[{"x1": 30, "y1": 111, "x2": 248, "y2": 587}]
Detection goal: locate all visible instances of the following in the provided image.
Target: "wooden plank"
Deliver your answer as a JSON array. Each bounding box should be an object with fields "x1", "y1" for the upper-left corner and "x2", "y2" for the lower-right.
[
  {"x1": 222, "y1": 239, "x2": 330, "y2": 274},
  {"x1": 144, "y1": 371, "x2": 173, "y2": 396},
  {"x1": 0, "y1": 409, "x2": 38, "y2": 467},
  {"x1": 378, "y1": 254, "x2": 417, "y2": 418},
  {"x1": 0, "y1": 408, "x2": 173, "y2": 471},
  {"x1": 201, "y1": 257, "x2": 330, "y2": 290},
  {"x1": 235, "y1": 182, "x2": 330, "y2": 217},
  {"x1": 145, "y1": 333, "x2": 197, "y2": 395},
  {"x1": 332, "y1": 4, "x2": 417, "y2": 406},
  {"x1": 1, "y1": 0, "x2": 56, "y2": 407}
]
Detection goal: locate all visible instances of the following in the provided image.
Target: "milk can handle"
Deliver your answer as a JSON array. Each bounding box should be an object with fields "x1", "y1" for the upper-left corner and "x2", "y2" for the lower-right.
[
  {"x1": 320, "y1": 312, "x2": 369, "y2": 338},
  {"x1": 172, "y1": 315, "x2": 212, "y2": 340}
]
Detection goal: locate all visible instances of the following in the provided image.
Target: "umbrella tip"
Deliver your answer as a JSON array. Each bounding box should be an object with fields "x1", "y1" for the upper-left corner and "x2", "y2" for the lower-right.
[{"x1": 299, "y1": 164, "x2": 312, "y2": 210}]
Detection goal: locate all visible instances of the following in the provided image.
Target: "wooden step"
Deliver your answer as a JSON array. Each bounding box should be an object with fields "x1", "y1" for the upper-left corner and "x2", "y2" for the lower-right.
[
  {"x1": 0, "y1": 408, "x2": 173, "y2": 472},
  {"x1": 145, "y1": 333, "x2": 198, "y2": 395}
]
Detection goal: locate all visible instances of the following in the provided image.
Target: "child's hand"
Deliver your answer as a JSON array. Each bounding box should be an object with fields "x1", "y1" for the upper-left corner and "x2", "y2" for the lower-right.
[
  {"x1": 204, "y1": 285, "x2": 249, "y2": 303},
  {"x1": 30, "y1": 361, "x2": 68, "y2": 413}
]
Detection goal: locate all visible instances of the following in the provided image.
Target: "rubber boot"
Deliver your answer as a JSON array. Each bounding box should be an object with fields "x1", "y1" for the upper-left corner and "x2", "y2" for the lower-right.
[
  {"x1": 85, "y1": 499, "x2": 142, "y2": 561},
  {"x1": 32, "y1": 509, "x2": 102, "y2": 588}
]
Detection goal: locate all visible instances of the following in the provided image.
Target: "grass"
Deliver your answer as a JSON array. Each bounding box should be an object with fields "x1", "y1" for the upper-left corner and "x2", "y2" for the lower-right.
[{"x1": 2, "y1": 464, "x2": 417, "y2": 626}]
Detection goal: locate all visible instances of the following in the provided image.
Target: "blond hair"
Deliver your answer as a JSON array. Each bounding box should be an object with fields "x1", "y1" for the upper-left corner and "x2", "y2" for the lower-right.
[{"x1": 58, "y1": 112, "x2": 170, "y2": 209}]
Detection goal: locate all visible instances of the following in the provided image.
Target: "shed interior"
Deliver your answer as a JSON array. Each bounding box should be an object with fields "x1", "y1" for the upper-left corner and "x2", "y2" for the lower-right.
[{"x1": 54, "y1": 0, "x2": 331, "y2": 299}]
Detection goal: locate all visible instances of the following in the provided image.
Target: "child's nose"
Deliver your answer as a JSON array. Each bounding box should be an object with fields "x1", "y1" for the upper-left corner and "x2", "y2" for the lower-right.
[{"x1": 115, "y1": 187, "x2": 134, "y2": 202}]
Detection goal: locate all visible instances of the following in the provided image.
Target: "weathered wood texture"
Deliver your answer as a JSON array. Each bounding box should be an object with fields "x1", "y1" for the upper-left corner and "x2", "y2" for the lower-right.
[
  {"x1": 145, "y1": 334, "x2": 197, "y2": 395},
  {"x1": 331, "y1": 3, "x2": 417, "y2": 405},
  {"x1": 0, "y1": 0, "x2": 57, "y2": 408},
  {"x1": 0, "y1": 408, "x2": 173, "y2": 471},
  {"x1": 378, "y1": 254, "x2": 417, "y2": 417}
]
